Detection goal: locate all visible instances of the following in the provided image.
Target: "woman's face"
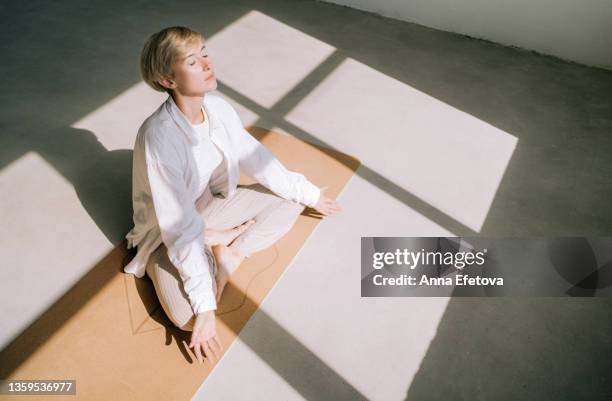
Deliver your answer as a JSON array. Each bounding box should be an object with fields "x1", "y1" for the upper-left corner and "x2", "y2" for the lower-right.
[{"x1": 166, "y1": 40, "x2": 217, "y2": 96}]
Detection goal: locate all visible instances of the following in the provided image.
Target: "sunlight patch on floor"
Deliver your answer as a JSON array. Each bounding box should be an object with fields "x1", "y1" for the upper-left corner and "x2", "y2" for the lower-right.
[{"x1": 285, "y1": 58, "x2": 518, "y2": 231}]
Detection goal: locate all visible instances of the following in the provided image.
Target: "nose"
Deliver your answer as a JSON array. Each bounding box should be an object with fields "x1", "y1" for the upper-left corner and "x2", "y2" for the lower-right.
[{"x1": 200, "y1": 56, "x2": 212, "y2": 71}]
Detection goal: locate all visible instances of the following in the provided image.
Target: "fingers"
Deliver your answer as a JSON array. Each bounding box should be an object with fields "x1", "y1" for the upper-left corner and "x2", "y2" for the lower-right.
[
  {"x1": 314, "y1": 186, "x2": 342, "y2": 216},
  {"x1": 203, "y1": 335, "x2": 223, "y2": 362},
  {"x1": 189, "y1": 330, "x2": 204, "y2": 364},
  {"x1": 209, "y1": 336, "x2": 223, "y2": 360},
  {"x1": 212, "y1": 336, "x2": 224, "y2": 353},
  {"x1": 202, "y1": 341, "x2": 216, "y2": 363},
  {"x1": 326, "y1": 200, "x2": 342, "y2": 213},
  {"x1": 190, "y1": 335, "x2": 223, "y2": 365},
  {"x1": 189, "y1": 328, "x2": 199, "y2": 349},
  {"x1": 319, "y1": 208, "x2": 339, "y2": 216},
  {"x1": 193, "y1": 341, "x2": 204, "y2": 364},
  {"x1": 316, "y1": 197, "x2": 342, "y2": 216}
]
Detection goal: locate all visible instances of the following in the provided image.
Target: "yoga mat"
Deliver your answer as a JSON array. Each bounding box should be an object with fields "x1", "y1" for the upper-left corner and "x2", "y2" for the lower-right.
[{"x1": 0, "y1": 128, "x2": 360, "y2": 401}]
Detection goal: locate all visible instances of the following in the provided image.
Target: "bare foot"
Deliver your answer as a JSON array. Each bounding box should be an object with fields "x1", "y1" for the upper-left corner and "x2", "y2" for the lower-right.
[
  {"x1": 205, "y1": 219, "x2": 255, "y2": 247},
  {"x1": 211, "y1": 245, "x2": 246, "y2": 303}
]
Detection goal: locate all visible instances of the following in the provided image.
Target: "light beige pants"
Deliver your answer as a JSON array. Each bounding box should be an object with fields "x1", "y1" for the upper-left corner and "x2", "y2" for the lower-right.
[{"x1": 145, "y1": 183, "x2": 305, "y2": 331}]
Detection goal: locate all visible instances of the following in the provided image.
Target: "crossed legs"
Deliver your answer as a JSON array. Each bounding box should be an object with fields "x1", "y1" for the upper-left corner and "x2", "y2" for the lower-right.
[{"x1": 145, "y1": 183, "x2": 305, "y2": 331}]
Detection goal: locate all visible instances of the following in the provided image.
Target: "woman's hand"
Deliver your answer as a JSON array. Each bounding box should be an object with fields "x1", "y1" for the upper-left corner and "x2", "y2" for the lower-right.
[
  {"x1": 313, "y1": 186, "x2": 342, "y2": 216},
  {"x1": 189, "y1": 310, "x2": 223, "y2": 365}
]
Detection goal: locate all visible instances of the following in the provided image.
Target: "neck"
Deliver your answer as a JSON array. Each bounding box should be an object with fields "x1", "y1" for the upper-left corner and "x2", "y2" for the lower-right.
[{"x1": 171, "y1": 92, "x2": 205, "y2": 124}]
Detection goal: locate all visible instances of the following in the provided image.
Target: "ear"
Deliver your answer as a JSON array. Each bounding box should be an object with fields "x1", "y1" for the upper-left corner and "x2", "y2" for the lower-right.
[{"x1": 158, "y1": 76, "x2": 176, "y2": 90}]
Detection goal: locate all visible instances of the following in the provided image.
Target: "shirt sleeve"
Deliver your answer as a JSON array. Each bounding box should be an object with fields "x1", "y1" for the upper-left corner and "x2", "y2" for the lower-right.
[
  {"x1": 144, "y1": 133, "x2": 217, "y2": 314},
  {"x1": 224, "y1": 104, "x2": 321, "y2": 208}
]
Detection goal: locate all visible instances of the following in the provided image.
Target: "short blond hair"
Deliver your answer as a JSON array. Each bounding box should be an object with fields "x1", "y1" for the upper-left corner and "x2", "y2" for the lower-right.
[{"x1": 140, "y1": 26, "x2": 204, "y2": 93}]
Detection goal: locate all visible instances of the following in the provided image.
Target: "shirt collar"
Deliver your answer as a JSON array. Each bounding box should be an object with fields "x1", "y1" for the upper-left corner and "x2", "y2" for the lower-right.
[{"x1": 165, "y1": 94, "x2": 221, "y2": 146}]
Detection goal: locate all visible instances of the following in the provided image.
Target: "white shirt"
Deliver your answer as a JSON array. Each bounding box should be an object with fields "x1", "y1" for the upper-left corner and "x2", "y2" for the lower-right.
[{"x1": 124, "y1": 94, "x2": 321, "y2": 314}]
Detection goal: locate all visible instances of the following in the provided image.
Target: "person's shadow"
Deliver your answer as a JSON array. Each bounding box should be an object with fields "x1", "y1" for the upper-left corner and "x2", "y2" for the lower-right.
[{"x1": 31, "y1": 125, "x2": 134, "y2": 245}]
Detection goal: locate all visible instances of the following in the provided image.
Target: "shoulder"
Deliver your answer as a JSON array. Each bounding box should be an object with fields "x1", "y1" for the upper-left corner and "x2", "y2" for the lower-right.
[
  {"x1": 138, "y1": 108, "x2": 182, "y2": 160},
  {"x1": 138, "y1": 103, "x2": 174, "y2": 143}
]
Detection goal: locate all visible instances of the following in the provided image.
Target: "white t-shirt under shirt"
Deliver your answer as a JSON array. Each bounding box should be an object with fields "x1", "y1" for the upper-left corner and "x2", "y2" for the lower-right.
[{"x1": 189, "y1": 107, "x2": 229, "y2": 197}]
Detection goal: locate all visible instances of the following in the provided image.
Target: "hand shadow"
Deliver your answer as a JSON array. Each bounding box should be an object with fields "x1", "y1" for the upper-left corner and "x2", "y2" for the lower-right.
[{"x1": 302, "y1": 206, "x2": 324, "y2": 219}]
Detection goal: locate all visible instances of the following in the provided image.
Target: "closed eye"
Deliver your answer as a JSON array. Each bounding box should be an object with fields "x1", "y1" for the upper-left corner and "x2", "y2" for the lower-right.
[{"x1": 189, "y1": 51, "x2": 208, "y2": 66}]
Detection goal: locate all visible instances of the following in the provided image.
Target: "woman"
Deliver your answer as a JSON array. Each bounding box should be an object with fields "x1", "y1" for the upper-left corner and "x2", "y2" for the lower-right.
[{"x1": 123, "y1": 26, "x2": 342, "y2": 365}]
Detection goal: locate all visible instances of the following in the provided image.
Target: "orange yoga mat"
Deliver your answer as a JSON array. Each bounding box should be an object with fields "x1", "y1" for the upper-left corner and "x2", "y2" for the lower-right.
[{"x1": 0, "y1": 128, "x2": 360, "y2": 401}]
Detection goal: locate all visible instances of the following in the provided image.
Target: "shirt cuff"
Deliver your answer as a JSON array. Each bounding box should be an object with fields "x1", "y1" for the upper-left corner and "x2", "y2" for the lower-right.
[
  {"x1": 302, "y1": 182, "x2": 321, "y2": 208},
  {"x1": 193, "y1": 295, "x2": 217, "y2": 315}
]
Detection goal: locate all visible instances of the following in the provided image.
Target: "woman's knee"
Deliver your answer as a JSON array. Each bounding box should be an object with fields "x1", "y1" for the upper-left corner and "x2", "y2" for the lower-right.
[
  {"x1": 160, "y1": 300, "x2": 194, "y2": 331},
  {"x1": 161, "y1": 303, "x2": 194, "y2": 331},
  {"x1": 244, "y1": 183, "x2": 305, "y2": 216},
  {"x1": 271, "y1": 200, "x2": 304, "y2": 232},
  {"x1": 147, "y1": 250, "x2": 197, "y2": 332}
]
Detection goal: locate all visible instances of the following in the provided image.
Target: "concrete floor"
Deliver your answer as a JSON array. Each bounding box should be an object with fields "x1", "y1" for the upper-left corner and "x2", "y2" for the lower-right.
[{"x1": 1, "y1": 0, "x2": 611, "y2": 400}]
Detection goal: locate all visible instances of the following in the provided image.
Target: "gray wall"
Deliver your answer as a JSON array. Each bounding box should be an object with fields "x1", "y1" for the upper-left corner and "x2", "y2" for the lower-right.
[{"x1": 323, "y1": 0, "x2": 612, "y2": 70}]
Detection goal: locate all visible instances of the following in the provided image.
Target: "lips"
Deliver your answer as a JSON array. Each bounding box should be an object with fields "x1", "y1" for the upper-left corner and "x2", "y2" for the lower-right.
[{"x1": 205, "y1": 74, "x2": 215, "y2": 81}]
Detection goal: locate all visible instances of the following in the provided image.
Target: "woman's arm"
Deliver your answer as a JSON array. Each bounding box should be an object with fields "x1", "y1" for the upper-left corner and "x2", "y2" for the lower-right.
[
  {"x1": 221, "y1": 104, "x2": 321, "y2": 207},
  {"x1": 144, "y1": 132, "x2": 217, "y2": 315}
]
